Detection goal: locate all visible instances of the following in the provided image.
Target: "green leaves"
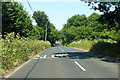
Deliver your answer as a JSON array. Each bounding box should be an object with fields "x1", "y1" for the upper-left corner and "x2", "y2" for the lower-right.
[
  {"x1": 64, "y1": 14, "x2": 87, "y2": 28},
  {"x1": 2, "y1": 33, "x2": 51, "y2": 70},
  {"x1": 32, "y1": 11, "x2": 59, "y2": 45},
  {"x1": 29, "y1": 25, "x2": 44, "y2": 40},
  {"x1": 88, "y1": 2, "x2": 120, "y2": 28},
  {"x1": 2, "y1": 2, "x2": 33, "y2": 37},
  {"x1": 32, "y1": 11, "x2": 49, "y2": 30},
  {"x1": 60, "y1": 12, "x2": 119, "y2": 45},
  {"x1": 68, "y1": 39, "x2": 120, "y2": 59}
]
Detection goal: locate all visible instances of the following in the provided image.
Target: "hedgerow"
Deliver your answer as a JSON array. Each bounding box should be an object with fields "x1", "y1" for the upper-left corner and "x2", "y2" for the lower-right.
[{"x1": 1, "y1": 32, "x2": 51, "y2": 71}]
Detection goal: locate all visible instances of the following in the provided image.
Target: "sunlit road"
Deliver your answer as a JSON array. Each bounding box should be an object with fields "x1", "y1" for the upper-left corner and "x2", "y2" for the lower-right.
[{"x1": 7, "y1": 44, "x2": 118, "y2": 79}]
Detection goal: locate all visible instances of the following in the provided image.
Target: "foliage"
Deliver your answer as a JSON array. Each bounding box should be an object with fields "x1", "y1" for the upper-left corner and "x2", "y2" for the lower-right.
[
  {"x1": 32, "y1": 11, "x2": 59, "y2": 45},
  {"x1": 60, "y1": 12, "x2": 120, "y2": 45},
  {"x1": 64, "y1": 14, "x2": 87, "y2": 28},
  {"x1": 2, "y1": 1, "x2": 59, "y2": 45},
  {"x1": 32, "y1": 11, "x2": 49, "y2": 30},
  {"x1": 2, "y1": 2, "x2": 33, "y2": 37},
  {"x1": 68, "y1": 39, "x2": 120, "y2": 59},
  {"x1": 1, "y1": 32, "x2": 51, "y2": 70},
  {"x1": 28, "y1": 25, "x2": 44, "y2": 40},
  {"x1": 88, "y1": 2, "x2": 120, "y2": 30}
]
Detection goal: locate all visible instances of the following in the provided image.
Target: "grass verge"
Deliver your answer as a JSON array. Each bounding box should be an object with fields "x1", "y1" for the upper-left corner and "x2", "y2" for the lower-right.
[
  {"x1": 1, "y1": 33, "x2": 51, "y2": 76},
  {"x1": 68, "y1": 39, "x2": 120, "y2": 59}
]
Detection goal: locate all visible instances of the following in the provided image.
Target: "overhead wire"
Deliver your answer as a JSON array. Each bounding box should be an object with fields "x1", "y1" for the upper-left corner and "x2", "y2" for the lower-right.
[{"x1": 26, "y1": 0, "x2": 34, "y2": 12}]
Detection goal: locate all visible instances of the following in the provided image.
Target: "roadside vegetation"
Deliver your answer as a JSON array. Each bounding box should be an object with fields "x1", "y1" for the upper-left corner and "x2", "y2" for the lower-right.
[
  {"x1": 68, "y1": 39, "x2": 120, "y2": 59},
  {"x1": 1, "y1": 1, "x2": 59, "y2": 75},
  {"x1": 2, "y1": 2, "x2": 59, "y2": 46},
  {"x1": 1, "y1": 0, "x2": 120, "y2": 76},
  {"x1": 59, "y1": 2, "x2": 120, "y2": 59},
  {"x1": 1, "y1": 33, "x2": 51, "y2": 75}
]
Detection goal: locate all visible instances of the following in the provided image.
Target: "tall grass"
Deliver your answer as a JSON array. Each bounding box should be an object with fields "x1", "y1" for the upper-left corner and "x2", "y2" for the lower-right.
[
  {"x1": 68, "y1": 39, "x2": 120, "y2": 59},
  {"x1": 1, "y1": 33, "x2": 51, "y2": 72}
]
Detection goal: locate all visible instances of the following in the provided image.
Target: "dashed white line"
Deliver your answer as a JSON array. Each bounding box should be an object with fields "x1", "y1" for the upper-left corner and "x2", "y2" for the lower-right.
[
  {"x1": 43, "y1": 55, "x2": 47, "y2": 58},
  {"x1": 75, "y1": 61, "x2": 86, "y2": 72},
  {"x1": 36, "y1": 55, "x2": 40, "y2": 58},
  {"x1": 51, "y1": 55, "x2": 54, "y2": 58},
  {"x1": 34, "y1": 57, "x2": 39, "y2": 59},
  {"x1": 40, "y1": 57, "x2": 43, "y2": 58},
  {"x1": 58, "y1": 46, "x2": 64, "y2": 51}
]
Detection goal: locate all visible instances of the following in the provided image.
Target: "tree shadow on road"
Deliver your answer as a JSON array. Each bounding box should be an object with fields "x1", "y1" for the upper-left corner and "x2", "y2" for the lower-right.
[
  {"x1": 53, "y1": 51, "x2": 94, "y2": 59},
  {"x1": 89, "y1": 41, "x2": 120, "y2": 63},
  {"x1": 52, "y1": 50, "x2": 119, "y2": 63}
]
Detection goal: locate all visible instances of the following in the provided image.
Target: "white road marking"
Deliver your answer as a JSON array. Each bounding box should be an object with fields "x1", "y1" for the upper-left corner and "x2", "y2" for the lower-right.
[
  {"x1": 36, "y1": 55, "x2": 40, "y2": 58},
  {"x1": 43, "y1": 55, "x2": 47, "y2": 58},
  {"x1": 40, "y1": 57, "x2": 43, "y2": 58},
  {"x1": 58, "y1": 46, "x2": 64, "y2": 51},
  {"x1": 51, "y1": 55, "x2": 54, "y2": 58},
  {"x1": 34, "y1": 57, "x2": 39, "y2": 59},
  {"x1": 75, "y1": 61, "x2": 86, "y2": 72}
]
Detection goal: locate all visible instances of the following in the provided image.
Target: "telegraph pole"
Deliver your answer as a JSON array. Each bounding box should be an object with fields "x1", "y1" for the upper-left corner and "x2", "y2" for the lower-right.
[{"x1": 45, "y1": 25, "x2": 47, "y2": 41}]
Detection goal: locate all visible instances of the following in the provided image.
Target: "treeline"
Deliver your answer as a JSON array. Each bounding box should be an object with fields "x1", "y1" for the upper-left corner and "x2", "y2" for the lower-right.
[
  {"x1": 59, "y1": 13, "x2": 120, "y2": 45},
  {"x1": 2, "y1": 1, "x2": 59, "y2": 45},
  {"x1": 59, "y1": 2, "x2": 120, "y2": 59},
  {"x1": 1, "y1": 1, "x2": 58, "y2": 74}
]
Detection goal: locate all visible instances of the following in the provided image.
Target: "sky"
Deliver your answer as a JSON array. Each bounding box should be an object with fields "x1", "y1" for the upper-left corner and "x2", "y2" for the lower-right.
[{"x1": 15, "y1": 0, "x2": 103, "y2": 31}]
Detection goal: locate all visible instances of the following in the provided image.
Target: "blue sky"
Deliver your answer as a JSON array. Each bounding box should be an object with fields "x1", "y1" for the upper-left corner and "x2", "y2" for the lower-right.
[{"x1": 16, "y1": 0, "x2": 102, "y2": 30}]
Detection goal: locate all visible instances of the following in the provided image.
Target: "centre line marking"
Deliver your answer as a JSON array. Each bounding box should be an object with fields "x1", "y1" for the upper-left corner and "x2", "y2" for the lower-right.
[
  {"x1": 75, "y1": 61, "x2": 86, "y2": 72},
  {"x1": 36, "y1": 55, "x2": 40, "y2": 58},
  {"x1": 51, "y1": 55, "x2": 54, "y2": 58},
  {"x1": 58, "y1": 46, "x2": 64, "y2": 51},
  {"x1": 43, "y1": 55, "x2": 47, "y2": 58}
]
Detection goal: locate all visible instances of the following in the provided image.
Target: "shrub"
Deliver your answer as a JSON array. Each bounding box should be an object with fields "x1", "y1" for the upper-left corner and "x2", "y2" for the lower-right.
[
  {"x1": 68, "y1": 39, "x2": 120, "y2": 59},
  {"x1": 1, "y1": 32, "x2": 51, "y2": 70}
]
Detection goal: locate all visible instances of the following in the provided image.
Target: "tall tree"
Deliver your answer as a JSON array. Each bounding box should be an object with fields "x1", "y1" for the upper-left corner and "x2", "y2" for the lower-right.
[
  {"x1": 64, "y1": 14, "x2": 87, "y2": 28},
  {"x1": 2, "y1": 2, "x2": 33, "y2": 37},
  {"x1": 87, "y1": 2, "x2": 120, "y2": 29},
  {"x1": 86, "y1": 1, "x2": 120, "y2": 44},
  {"x1": 47, "y1": 23, "x2": 59, "y2": 46},
  {"x1": 32, "y1": 10, "x2": 59, "y2": 45},
  {"x1": 32, "y1": 11, "x2": 49, "y2": 30}
]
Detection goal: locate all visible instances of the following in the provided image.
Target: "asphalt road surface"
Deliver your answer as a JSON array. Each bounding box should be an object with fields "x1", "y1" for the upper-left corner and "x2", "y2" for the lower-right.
[{"x1": 6, "y1": 44, "x2": 118, "y2": 79}]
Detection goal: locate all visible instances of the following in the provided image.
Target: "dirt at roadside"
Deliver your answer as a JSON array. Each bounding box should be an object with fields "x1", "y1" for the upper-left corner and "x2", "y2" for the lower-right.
[{"x1": 71, "y1": 47, "x2": 90, "y2": 52}]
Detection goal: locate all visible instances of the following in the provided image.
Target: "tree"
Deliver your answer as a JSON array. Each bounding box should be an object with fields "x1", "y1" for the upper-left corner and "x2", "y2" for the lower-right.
[
  {"x1": 87, "y1": 2, "x2": 120, "y2": 29},
  {"x1": 47, "y1": 23, "x2": 59, "y2": 46},
  {"x1": 32, "y1": 11, "x2": 49, "y2": 30},
  {"x1": 86, "y1": 1, "x2": 120, "y2": 43},
  {"x1": 64, "y1": 14, "x2": 87, "y2": 28},
  {"x1": 0, "y1": 1, "x2": 1, "y2": 33},
  {"x1": 2, "y1": 2, "x2": 33, "y2": 37},
  {"x1": 32, "y1": 10, "x2": 59, "y2": 45},
  {"x1": 28, "y1": 25, "x2": 44, "y2": 40}
]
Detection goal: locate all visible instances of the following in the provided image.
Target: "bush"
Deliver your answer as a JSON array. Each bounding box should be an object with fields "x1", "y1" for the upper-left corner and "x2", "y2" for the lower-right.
[
  {"x1": 68, "y1": 39, "x2": 120, "y2": 59},
  {"x1": 1, "y1": 32, "x2": 51, "y2": 70}
]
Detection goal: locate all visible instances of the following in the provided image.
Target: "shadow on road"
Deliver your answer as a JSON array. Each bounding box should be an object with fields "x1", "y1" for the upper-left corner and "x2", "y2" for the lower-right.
[
  {"x1": 53, "y1": 43, "x2": 119, "y2": 63},
  {"x1": 52, "y1": 51, "x2": 119, "y2": 63},
  {"x1": 89, "y1": 41, "x2": 120, "y2": 63}
]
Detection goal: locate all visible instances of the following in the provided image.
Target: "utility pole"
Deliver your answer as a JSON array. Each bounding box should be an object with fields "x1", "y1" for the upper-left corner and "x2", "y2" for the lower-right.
[{"x1": 45, "y1": 25, "x2": 47, "y2": 41}]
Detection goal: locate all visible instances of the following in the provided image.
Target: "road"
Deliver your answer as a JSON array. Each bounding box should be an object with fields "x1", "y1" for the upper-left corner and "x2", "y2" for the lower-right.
[{"x1": 6, "y1": 44, "x2": 118, "y2": 79}]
